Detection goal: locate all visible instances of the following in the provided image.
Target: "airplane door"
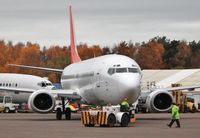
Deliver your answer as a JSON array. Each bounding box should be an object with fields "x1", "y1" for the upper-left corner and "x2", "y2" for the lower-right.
[
  {"x1": 94, "y1": 70, "x2": 110, "y2": 105},
  {"x1": 96, "y1": 72, "x2": 101, "y2": 88},
  {"x1": 95, "y1": 70, "x2": 117, "y2": 105}
]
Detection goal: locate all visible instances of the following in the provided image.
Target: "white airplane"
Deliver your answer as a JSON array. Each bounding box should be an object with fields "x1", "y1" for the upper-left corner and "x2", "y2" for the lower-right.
[
  {"x1": 5, "y1": 4, "x2": 200, "y2": 119},
  {"x1": 5, "y1": 5, "x2": 141, "y2": 119},
  {"x1": 0, "y1": 73, "x2": 55, "y2": 103}
]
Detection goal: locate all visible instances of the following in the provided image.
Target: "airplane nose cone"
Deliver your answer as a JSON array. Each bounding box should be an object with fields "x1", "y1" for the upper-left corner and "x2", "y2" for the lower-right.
[
  {"x1": 120, "y1": 74, "x2": 140, "y2": 89},
  {"x1": 118, "y1": 74, "x2": 141, "y2": 103}
]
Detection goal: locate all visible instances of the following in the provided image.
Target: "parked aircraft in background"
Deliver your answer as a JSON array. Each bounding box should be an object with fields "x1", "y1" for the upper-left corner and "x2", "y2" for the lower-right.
[{"x1": 0, "y1": 73, "x2": 54, "y2": 103}]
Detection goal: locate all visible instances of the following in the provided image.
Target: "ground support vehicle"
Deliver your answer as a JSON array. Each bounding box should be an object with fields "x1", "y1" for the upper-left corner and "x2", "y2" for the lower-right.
[
  {"x1": 0, "y1": 95, "x2": 19, "y2": 113},
  {"x1": 81, "y1": 105, "x2": 136, "y2": 127}
]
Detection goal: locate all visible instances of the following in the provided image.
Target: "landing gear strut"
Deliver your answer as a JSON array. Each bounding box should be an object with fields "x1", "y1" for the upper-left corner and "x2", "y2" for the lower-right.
[
  {"x1": 65, "y1": 108, "x2": 71, "y2": 120},
  {"x1": 56, "y1": 97, "x2": 71, "y2": 120},
  {"x1": 56, "y1": 108, "x2": 62, "y2": 120}
]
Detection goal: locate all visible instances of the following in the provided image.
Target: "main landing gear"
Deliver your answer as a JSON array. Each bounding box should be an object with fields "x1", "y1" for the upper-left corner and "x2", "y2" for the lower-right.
[{"x1": 56, "y1": 97, "x2": 72, "y2": 120}]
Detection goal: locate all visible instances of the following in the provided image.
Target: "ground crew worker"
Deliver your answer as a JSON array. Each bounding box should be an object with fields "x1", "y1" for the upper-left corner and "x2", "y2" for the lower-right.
[
  {"x1": 167, "y1": 102, "x2": 181, "y2": 128},
  {"x1": 120, "y1": 98, "x2": 130, "y2": 112}
]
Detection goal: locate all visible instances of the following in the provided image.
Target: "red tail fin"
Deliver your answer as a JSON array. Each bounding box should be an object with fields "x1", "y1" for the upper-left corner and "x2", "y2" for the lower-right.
[{"x1": 69, "y1": 5, "x2": 81, "y2": 63}]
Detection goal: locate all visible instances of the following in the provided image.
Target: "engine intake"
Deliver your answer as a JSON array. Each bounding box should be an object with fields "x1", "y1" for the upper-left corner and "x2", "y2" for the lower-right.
[
  {"x1": 146, "y1": 90, "x2": 173, "y2": 112},
  {"x1": 28, "y1": 90, "x2": 55, "y2": 113}
]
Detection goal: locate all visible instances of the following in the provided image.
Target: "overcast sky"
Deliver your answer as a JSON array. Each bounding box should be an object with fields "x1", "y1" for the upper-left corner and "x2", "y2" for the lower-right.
[{"x1": 0, "y1": 0, "x2": 200, "y2": 47}]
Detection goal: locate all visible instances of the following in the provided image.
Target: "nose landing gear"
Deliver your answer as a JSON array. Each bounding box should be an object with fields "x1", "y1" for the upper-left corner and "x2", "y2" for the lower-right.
[{"x1": 56, "y1": 97, "x2": 71, "y2": 120}]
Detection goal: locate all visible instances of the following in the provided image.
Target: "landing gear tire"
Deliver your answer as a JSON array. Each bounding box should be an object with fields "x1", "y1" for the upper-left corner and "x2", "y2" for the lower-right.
[
  {"x1": 84, "y1": 124, "x2": 95, "y2": 127},
  {"x1": 107, "y1": 114, "x2": 116, "y2": 127},
  {"x1": 56, "y1": 108, "x2": 62, "y2": 120},
  {"x1": 65, "y1": 108, "x2": 71, "y2": 120},
  {"x1": 4, "y1": 107, "x2": 10, "y2": 113},
  {"x1": 141, "y1": 108, "x2": 148, "y2": 113},
  {"x1": 121, "y1": 113, "x2": 129, "y2": 127}
]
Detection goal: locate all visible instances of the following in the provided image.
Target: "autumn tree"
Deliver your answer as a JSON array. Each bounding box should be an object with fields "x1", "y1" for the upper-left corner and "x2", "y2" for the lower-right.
[
  {"x1": 91, "y1": 45, "x2": 103, "y2": 57},
  {"x1": 102, "y1": 47, "x2": 111, "y2": 55},
  {"x1": 169, "y1": 41, "x2": 191, "y2": 68},
  {"x1": 77, "y1": 44, "x2": 102, "y2": 60},
  {"x1": 11, "y1": 42, "x2": 44, "y2": 77},
  {"x1": 136, "y1": 41, "x2": 165, "y2": 69},
  {"x1": 45, "y1": 46, "x2": 70, "y2": 69},
  {"x1": 44, "y1": 46, "x2": 70, "y2": 82},
  {"x1": 0, "y1": 40, "x2": 9, "y2": 72},
  {"x1": 1, "y1": 37, "x2": 200, "y2": 82},
  {"x1": 112, "y1": 41, "x2": 138, "y2": 59}
]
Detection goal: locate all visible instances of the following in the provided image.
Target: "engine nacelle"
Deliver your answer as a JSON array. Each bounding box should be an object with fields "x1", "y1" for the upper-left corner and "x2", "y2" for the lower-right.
[
  {"x1": 28, "y1": 90, "x2": 56, "y2": 113},
  {"x1": 146, "y1": 90, "x2": 173, "y2": 112}
]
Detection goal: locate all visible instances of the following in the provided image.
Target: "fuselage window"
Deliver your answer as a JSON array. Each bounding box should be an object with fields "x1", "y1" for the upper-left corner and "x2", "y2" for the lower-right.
[
  {"x1": 128, "y1": 68, "x2": 138, "y2": 73},
  {"x1": 116, "y1": 68, "x2": 127, "y2": 73},
  {"x1": 108, "y1": 68, "x2": 115, "y2": 75},
  {"x1": 15, "y1": 84, "x2": 18, "y2": 87},
  {"x1": 3, "y1": 83, "x2": 5, "y2": 86},
  {"x1": 9, "y1": 83, "x2": 11, "y2": 87},
  {"x1": 0, "y1": 83, "x2": 2, "y2": 86},
  {"x1": 6, "y1": 84, "x2": 8, "y2": 87}
]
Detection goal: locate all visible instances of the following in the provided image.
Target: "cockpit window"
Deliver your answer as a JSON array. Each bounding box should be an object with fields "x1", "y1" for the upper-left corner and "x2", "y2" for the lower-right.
[
  {"x1": 41, "y1": 82, "x2": 46, "y2": 87},
  {"x1": 128, "y1": 68, "x2": 138, "y2": 73},
  {"x1": 38, "y1": 82, "x2": 52, "y2": 87},
  {"x1": 108, "y1": 68, "x2": 115, "y2": 75},
  {"x1": 116, "y1": 68, "x2": 127, "y2": 73},
  {"x1": 108, "y1": 67, "x2": 139, "y2": 75},
  {"x1": 46, "y1": 83, "x2": 52, "y2": 86}
]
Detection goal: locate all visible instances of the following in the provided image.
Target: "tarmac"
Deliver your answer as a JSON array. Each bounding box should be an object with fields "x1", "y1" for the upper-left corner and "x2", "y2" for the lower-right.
[{"x1": 0, "y1": 112, "x2": 200, "y2": 138}]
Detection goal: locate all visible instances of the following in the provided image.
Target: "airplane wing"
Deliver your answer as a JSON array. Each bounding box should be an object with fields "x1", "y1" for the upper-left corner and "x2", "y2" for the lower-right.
[
  {"x1": 0, "y1": 87, "x2": 35, "y2": 93},
  {"x1": 141, "y1": 85, "x2": 200, "y2": 94},
  {"x1": 8, "y1": 64, "x2": 63, "y2": 74},
  {"x1": 163, "y1": 85, "x2": 200, "y2": 92},
  {"x1": 0, "y1": 86, "x2": 81, "y2": 99},
  {"x1": 50, "y1": 90, "x2": 81, "y2": 100},
  {"x1": 0, "y1": 87, "x2": 81, "y2": 99}
]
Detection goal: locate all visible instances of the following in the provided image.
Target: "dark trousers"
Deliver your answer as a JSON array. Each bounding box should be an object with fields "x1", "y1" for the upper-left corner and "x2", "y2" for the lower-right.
[{"x1": 168, "y1": 119, "x2": 180, "y2": 127}]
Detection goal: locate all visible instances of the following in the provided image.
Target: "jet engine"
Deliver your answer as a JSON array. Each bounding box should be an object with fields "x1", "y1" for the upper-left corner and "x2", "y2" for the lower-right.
[
  {"x1": 146, "y1": 90, "x2": 173, "y2": 112},
  {"x1": 28, "y1": 90, "x2": 56, "y2": 113}
]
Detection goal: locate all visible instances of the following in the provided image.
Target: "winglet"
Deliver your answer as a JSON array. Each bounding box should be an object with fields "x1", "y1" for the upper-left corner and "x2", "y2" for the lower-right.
[{"x1": 69, "y1": 5, "x2": 81, "y2": 63}]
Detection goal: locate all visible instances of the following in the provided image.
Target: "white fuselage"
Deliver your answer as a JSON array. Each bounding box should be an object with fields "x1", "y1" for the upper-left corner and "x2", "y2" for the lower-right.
[
  {"x1": 0, "y1": 73, "x2": 54, "y2": 103},
  {"x1": 61, "y1": 55, "x2": 142, "y2": 105}
]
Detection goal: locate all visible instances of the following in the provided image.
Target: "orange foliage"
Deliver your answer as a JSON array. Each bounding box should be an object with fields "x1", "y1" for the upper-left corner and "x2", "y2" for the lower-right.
[
  {"x1": 113, "y1": 41, "x2": 138, "y2": 59},
  {"x1": 136, "y1": 42, "x2": 165, "y2": 69},
  {"x1": 78, "y1": 44, "x2": 102, "y2": 60},
  {"x1": 1, "y1": 38, "x2": 200, "y2": 83},
  {"x1": 16, "y1": 43, "x2": 41, "y2": 66}
]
